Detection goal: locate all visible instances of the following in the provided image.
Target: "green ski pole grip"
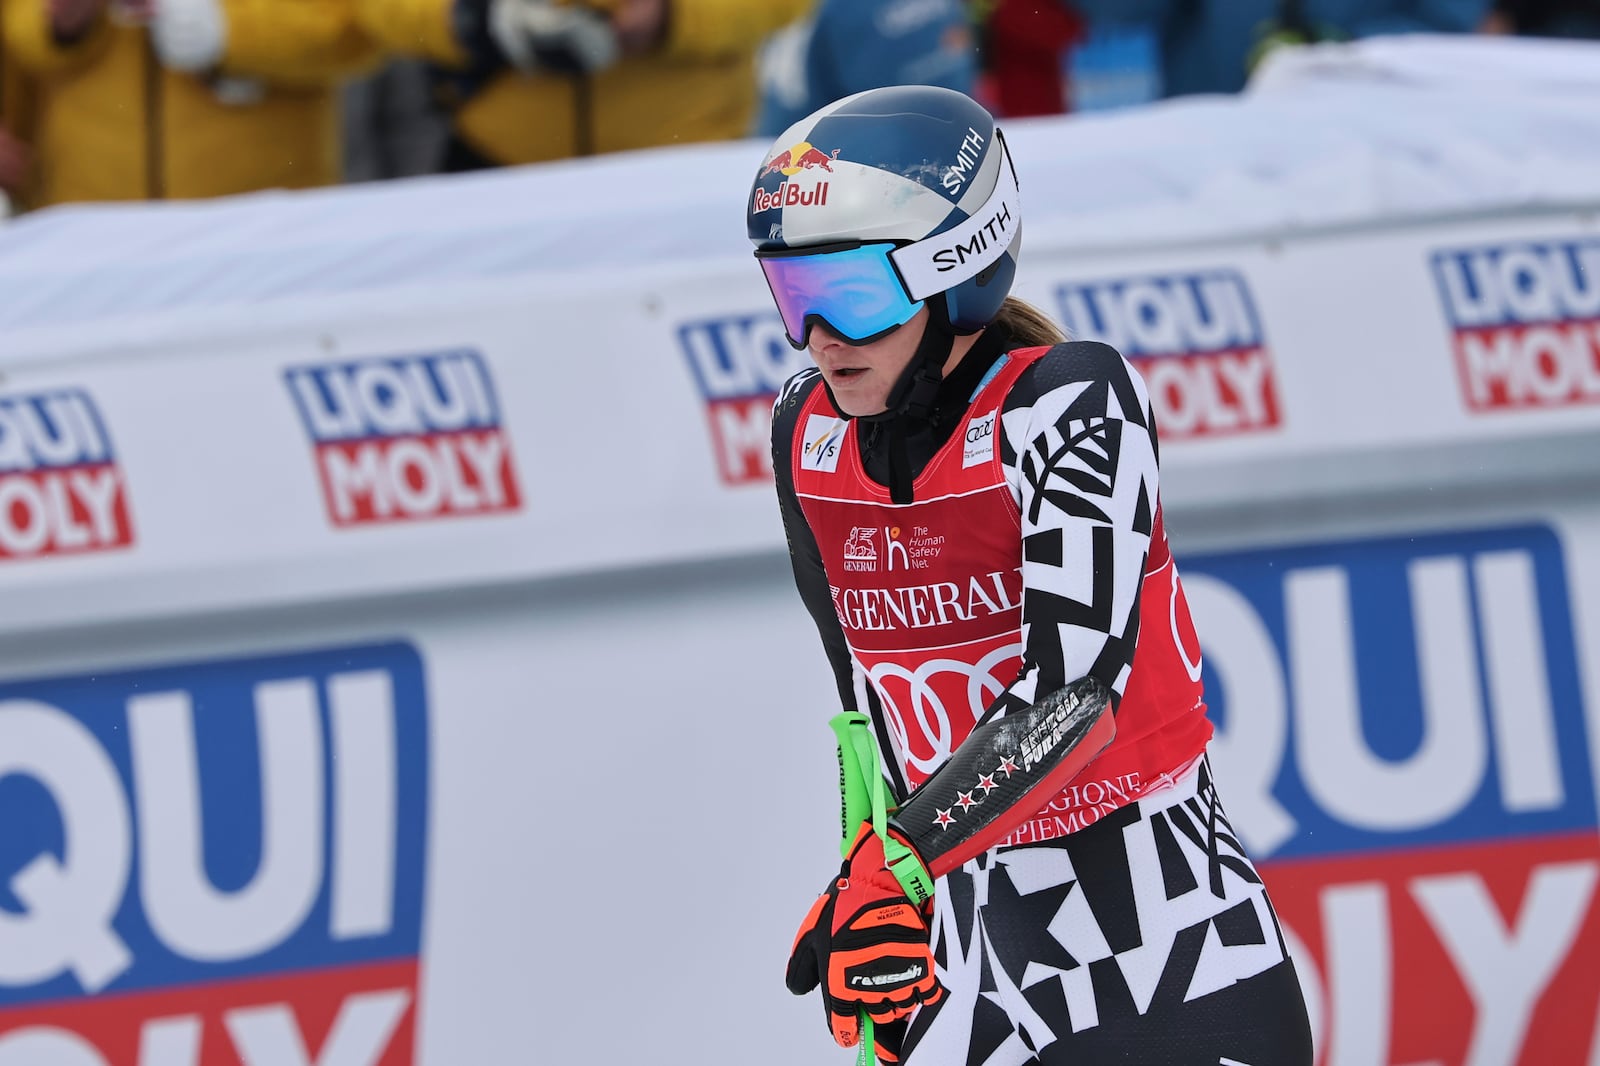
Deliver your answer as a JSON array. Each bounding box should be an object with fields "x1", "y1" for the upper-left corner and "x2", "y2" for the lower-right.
[
  {"x1": 827, "y1": 712, "x2": 877, "y2": 1066},
  {"x1": 829, "y1": 711, "x2": 874, "y2": 858}
]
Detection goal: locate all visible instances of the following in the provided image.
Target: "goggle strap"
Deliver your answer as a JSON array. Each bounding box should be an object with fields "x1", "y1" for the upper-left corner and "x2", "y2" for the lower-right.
[{"x1": 890, "y1": 134, "x2": 1021, "y2": 302}]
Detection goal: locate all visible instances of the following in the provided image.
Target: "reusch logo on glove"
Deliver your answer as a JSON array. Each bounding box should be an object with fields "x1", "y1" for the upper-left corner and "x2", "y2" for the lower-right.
[{"x1": 848, "y1": 962, "x2": 926, "y2": 988}]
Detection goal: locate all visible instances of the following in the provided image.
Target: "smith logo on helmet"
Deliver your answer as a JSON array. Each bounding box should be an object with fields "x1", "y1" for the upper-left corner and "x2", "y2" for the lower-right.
[
  {"x1": 941, "y1": 127, "x2": 987, "y2": 193},
  {"x1": 932, "y1": 203, "x2": 1013, "y2": 273}
]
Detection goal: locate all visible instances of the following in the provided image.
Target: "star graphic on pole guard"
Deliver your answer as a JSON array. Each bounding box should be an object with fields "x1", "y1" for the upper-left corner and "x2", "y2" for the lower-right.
[
  {"x1": 997, "y1": 756, "x2": 1019, "y2": 778},
  {"x1": 955, "y1": 790, "x2": 978, "y2": 811},
  {"x1": 934, "y1": 808, "x2": 956, "y2": 830},
  {"x1": 976, "y1": 773, "x2": 997, "y2": 794}
]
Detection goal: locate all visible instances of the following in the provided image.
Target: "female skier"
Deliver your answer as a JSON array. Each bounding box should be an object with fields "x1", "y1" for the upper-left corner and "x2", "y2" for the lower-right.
[{"x1": 755, "y1": 85, "x2": 1314, "y2": 1066}]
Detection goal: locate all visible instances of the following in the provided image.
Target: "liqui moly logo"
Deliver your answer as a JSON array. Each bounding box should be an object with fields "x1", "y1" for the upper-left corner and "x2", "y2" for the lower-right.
[
  {"x1": 1185, "y1": 525, "x2": 1598, "y2": 1064},
  {"x1": 1430, "y1": 239, "x2": 1600, "y2": 411},
  {"x1": 0, "y1": 389, "x2": 133, "y2": 562},
  {"x1": 0, "y1": 642, "x2": 429, "y2": 1066},
  {"x1": 1055, "y1": 270, "x2": 1281, "y2": 438},
  {"x1": 284, "y1": 350, "x2": 522, "y2": 527},
  {"x1": 677, "y1": 315, "x2": 812, "y2": 486}
]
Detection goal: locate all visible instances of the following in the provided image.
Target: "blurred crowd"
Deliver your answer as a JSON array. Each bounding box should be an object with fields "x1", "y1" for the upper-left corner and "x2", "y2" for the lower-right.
[{"x1": 1, "y1": 0, "x2": 1596, "y2": 215}]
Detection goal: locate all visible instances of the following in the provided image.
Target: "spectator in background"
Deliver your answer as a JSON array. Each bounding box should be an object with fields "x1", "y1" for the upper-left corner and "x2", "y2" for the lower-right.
[
  {"x1": 1482, "y1": 0, "x2": 1600, "y2": 37},
  {"x1": 357, "y1": 0, "x2": 811, "y2": 171},
  {"x1": 1083, "y1": 0, "x2": 1493, "y2": 98},
  {"x1": 755, "y1": 0, "x2": 976, "y2": 138},
  {"x1": 973, "y1": 0, "x2": 1167, "y2": 118},
  {"x1": 0, "y1": 0, "x2": 380, "y2": 207},
  {"x1": 1, "y1": 31, "x2": 34, "y2": 213},
  {"x1": 342, "y1": 56, "x2": 453, "y2": 181}
]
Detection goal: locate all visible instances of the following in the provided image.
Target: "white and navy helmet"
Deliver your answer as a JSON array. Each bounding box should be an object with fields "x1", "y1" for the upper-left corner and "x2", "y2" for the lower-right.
[{"x1": 746, "y1": 85, "x2": 1021, "y2": 341}]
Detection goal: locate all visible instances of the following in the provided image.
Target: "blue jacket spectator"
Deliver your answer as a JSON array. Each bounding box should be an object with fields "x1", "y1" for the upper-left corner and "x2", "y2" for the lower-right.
[
  {"x1": 756, "y1": 0, "x2": 976, "y2": 137},
  {"x1": 1077, "y1": 0, "x2": 1494, "y2": 97}
]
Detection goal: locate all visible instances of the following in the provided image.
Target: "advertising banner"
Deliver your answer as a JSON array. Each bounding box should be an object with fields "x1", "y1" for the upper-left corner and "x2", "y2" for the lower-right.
[
  {"x1": 1187, "y1": 524, "x2": 1599, "y2": 1065},
  {"x1": 0, "y1": 644, "x2": 429, "y2": 1066}
]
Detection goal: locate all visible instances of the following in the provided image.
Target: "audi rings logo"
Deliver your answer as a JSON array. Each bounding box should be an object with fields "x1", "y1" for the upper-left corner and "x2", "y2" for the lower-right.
[
  {"x1": 867, "y1": 641, "x2": 1022, "y2": 781},
  {"x1": 962, "y1": 410, "x2": 997, "y2": 468}
]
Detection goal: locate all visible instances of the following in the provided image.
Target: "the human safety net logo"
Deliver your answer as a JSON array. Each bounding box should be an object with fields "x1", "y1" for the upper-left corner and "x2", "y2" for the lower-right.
[
  {"x1": 1183, "y1": 525, "x2": 1597, "y2": 1065},
  {"x1": 677, "y1": 314, "x2": 814, "y2": 486},
  {"x1": 1430, "y1": 238, "x2": 1600, "y2": 412},
  {"x1": 0, "y1": 642, "x2": 429, "y2": 1066},
  {"x1": 284, "y1": 350, "x2": 522, "y2": 527},
  {"x1": 1054, "y1": 269, "x2": 1281, "y2": 439},
  {"x1": 0, "y1": 389, "x2": 133, "y2": 562}
]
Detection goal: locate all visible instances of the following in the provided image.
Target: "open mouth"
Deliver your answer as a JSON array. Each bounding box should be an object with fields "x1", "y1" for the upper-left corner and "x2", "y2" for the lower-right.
[{"x1": 832, "y1": 367, "x2": 867, "y2": 380}]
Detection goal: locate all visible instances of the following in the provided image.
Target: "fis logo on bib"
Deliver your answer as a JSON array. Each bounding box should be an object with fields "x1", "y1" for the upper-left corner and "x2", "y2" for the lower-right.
[
  {"x1": 800, "y1": 415, "x2": 845, "y2": 473},
  {"x1": 0, "y1": 388, "x2": 134, "y2": 562},
  {"x1": 1055, "y1": 270, "x2": 1281, "y2": 439},
  {"x1": 1430, "y1": 238, "x2": 1600, "y2": 412},
  {"x1": 0, "y1": 642, "x2": 429, "y2": 1066},
  {"x1": 285, "y1": 350, "x2": 522, "y2": 527},
  {"x1": 677, "y1": 314, "x2": 813, "y2": 486}
]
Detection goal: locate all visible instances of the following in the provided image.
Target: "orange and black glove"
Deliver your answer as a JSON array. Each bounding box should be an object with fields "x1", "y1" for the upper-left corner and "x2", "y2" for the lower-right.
[{"x1": 786, "y1": 824, "x2": 944, "y2": 1052}]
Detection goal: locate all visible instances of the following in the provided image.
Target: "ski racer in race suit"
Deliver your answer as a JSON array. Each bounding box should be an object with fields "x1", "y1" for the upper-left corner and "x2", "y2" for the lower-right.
[{"x1": 754, "y1": 86, "x2": 1314, "y2": 1066}]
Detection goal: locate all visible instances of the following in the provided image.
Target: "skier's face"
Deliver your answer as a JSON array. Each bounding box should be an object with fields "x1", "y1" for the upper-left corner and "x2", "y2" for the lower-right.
[{"x1": 807, "y1": 307, "x2": 930, "y2": 417}]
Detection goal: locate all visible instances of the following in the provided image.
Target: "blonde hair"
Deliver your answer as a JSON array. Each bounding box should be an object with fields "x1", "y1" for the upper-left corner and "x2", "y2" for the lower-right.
[{"x1": 992, "y1": 296, "x2": 1067, "y2": 347}]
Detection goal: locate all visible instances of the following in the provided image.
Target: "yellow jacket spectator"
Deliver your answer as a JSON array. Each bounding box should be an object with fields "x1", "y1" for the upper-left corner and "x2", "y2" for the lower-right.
[
  {"x1": 2, "y1": 0, "x2": 381, "y2": 206},
  {"x1": 358, "y1": 0, "x2": 812, "y2": 168}
]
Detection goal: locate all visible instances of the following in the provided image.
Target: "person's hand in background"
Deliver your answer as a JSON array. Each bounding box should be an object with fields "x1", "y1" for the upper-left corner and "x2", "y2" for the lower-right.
[
  {"x1": 488, "y1": 0, "x2": 620, "y2": 73},
  {"x1": 0, "y1": 127, "x2": 31, "y2": 201},
  {"x1": 47, "y1": 0, "x2": 108, "y2": 39},
  {"x1": 610, "y1": 0, "x2": 666, "y2": 55},
  {"x1": 149, "y1": 0, "x2": 227, "y2": 72}
]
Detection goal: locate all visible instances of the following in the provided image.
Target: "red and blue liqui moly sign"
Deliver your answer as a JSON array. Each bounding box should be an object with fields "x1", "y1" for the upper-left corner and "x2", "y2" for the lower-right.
[
  {"x1": 285, "y1": 350, "x2": 522, "y2": 527},
  {"x1": 1184, "y1": 525, "x2": 1598, "y2": 1064},
  {"x1": 1431, "y1": 239, "x2": 1600, "y2": 411},
  {"x1": 677, "y1": 314, "x2": 813, "y2": 486},
  {"x1": 0, "y1": 643, "x2": 429, "y2": 1066},
  {"x1": 1055, "y1": 269, "x2": 1282, "y2": 438},
  {"x1": 0, "y1": 389, "x2": 133, "y2": 561}
]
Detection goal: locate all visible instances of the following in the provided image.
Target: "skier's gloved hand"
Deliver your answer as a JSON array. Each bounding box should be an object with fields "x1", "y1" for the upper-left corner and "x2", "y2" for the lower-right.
[
  {"x1": 786, "y1": 824, "x2": 943, "y2": 1050},
  {"x1": 487, "y1": 0, "x2": 619, "y2": 74}
]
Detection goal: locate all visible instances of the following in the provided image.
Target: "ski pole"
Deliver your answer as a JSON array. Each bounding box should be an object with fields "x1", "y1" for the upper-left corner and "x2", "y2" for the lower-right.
[{"x1": 829, "y1": 711, "x2": 878, "y2": 1066}]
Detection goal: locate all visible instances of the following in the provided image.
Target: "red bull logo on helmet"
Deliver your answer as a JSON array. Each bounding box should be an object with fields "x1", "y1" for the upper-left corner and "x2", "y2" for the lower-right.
[
  {"x1": 753, "y1": 181, "x2": 830, "y2": 214},
  {"x1": 759, "y1": 142, "x2": 841, "y2": 178}
]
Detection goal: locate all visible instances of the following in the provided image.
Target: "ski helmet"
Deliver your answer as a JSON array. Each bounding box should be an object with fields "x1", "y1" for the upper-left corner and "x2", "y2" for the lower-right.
[{"x1": 746, "y1": 85, "x2": 1021, "y2": 352}]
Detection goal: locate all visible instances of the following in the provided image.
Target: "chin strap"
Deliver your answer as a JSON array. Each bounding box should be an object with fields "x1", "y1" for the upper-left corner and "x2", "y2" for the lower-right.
[{"x1": 849, "y1": 312, "x2": 957, "y2": 505}]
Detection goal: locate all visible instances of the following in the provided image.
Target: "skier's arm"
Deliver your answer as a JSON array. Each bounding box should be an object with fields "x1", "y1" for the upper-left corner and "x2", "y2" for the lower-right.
[
  {"x1": 771, "y1": 369, "x2": 858, "y2": 712},
  {"x1": 892, "y1": 341, "x2": 1163, "y2": 874}
]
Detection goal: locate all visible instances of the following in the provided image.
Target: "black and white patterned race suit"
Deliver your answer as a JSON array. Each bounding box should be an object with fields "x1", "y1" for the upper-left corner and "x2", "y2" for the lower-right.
[{"x1": 772, "y1": 328, "x2": 1313, "y2": 1065}]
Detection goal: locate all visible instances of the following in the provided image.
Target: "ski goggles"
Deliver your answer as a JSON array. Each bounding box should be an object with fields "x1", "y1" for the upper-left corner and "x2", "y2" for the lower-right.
[
  {"x1": 754, "y1": 135, "x2": 1021, "y2": 350},
  {"x1": 756, "y1": 241, "x2": 923, "y2": 349}
]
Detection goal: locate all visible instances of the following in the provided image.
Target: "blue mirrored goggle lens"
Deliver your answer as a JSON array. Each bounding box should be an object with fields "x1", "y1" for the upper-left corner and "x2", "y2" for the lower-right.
[{"x1": 758, "y1": 244, "x2": 923, "y2": 349}]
